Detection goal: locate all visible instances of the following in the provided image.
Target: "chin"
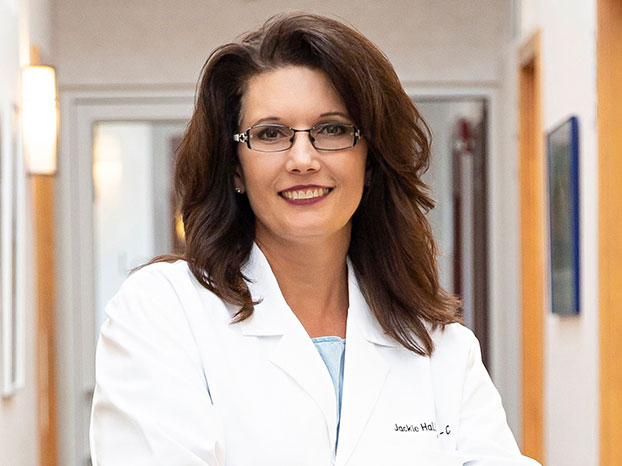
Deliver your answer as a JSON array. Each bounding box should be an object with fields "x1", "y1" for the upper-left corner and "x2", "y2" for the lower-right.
[
  {"x1": 283, "y1": 224, "x2": 350, "y2": 243},
  {"x1": 255, "y1": 217, "x2": 351, "y2": 245}
]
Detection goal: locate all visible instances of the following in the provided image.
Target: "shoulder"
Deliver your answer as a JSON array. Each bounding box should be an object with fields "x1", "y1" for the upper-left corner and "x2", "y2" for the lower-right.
[
  {"x1": 110, "y1": 261, "x2": 189, "y2": 308},
  {"x1": 431, "y1": 322, "x2": 478, "y2": 348},
  {"x1": 428, "y1": 323, "x2": 481, "y2": 369},
  {"x1": 424, "y1": 323, "x2": 492, "y2": 410},
  {"x1": 100, "y1": 259, "x2": 237, "y2": 354},
  {"x1": 106, "y1": 260, "x2": 230, "y2": 324},
  {"x1": 103, "y1": 260, "x2": 191, "y2": 322},
  {"x1": 118, "y1": 259, "x2": 226, "y2": 303},
  {"x1": 122, "y1": 259, "x2": 191, "y2": 289}
]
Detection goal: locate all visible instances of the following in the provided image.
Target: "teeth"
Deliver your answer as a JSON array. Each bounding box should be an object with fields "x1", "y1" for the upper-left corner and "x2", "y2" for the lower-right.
[{"x1": 282, "y1": 188, "x2": 331, "y2": 200}]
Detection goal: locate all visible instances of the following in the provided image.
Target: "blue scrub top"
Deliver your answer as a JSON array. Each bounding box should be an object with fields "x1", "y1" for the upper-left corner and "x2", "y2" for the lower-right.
[{"x1": 312, "y1": 336, "x2": 346, "y2": 450}]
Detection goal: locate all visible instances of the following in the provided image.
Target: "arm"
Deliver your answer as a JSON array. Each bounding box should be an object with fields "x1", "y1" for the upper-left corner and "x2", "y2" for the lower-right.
[
  {"x1": 90, "y1": 264, "x2": 225, "y2": 466},
  {"x1": 458, "y1": 331, "x2": 541, "y2": 466}
]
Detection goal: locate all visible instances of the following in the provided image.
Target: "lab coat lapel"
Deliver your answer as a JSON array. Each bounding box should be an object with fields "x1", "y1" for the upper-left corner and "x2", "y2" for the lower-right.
[
  {"x1": 336, "y1": 263, "x2": 395, "y2": 465},
  {"x1": 239, "y1": 244, "x2": 338, "y2": 447},
  {"x1": 270, "y1": 325, "x2": 338, "y2": 446}
]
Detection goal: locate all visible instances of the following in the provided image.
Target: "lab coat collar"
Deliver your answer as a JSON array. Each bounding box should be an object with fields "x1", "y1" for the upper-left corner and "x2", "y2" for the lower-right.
[
  {"x1": 238, "y1": 242, "x2": 401, "y2": 455},
  {"x1": 238, "y1": 242, "x2": 291, "y2": 336},
  {"x1": 239, "y1": 242, "x2": 398, "y2": 349},
  {"x1": 345, "y1": 261, "x2": 398, "y2": 348}
]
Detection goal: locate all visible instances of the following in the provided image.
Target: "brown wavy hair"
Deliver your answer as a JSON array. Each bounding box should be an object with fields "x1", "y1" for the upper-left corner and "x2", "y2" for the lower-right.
[{"x1": 154, "y1": 12, "x2": 461, "y2": 355}]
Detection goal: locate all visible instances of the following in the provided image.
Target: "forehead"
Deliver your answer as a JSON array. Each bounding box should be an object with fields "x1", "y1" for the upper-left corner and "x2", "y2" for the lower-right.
[{"x1": 239, "y1": 66, "x2": 348, "y2": 127}]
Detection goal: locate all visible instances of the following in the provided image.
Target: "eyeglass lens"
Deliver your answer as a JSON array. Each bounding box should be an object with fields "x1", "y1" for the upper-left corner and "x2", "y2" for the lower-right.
[{"x1": 248, "y1": 123, "x2": 356, "y2": 152}]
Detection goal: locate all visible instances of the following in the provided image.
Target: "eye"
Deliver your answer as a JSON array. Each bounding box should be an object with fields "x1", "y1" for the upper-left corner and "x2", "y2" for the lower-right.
[
  {"x1": 253, "y1": 125, "x2": 290, "y2": 141},
  {"x1": 315, "y1": 123, "x2": 349, "y2": 137}
]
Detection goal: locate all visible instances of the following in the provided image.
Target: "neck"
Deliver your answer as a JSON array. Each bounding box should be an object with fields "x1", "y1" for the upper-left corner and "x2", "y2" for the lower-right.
[{"x1": 255, "y1": 228, "x2": 350, "y2": 338}]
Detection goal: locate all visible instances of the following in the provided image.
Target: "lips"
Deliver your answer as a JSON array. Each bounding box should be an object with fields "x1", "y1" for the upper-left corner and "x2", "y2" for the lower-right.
[{"x1": 280, "y1": 187, "x2": 332, "y2": 200}]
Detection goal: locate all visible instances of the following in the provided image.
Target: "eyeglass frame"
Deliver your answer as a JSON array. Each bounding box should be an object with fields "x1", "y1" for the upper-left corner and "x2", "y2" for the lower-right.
[{"x1": 233, "y1": 123, "x2": 364, "y2": 152}]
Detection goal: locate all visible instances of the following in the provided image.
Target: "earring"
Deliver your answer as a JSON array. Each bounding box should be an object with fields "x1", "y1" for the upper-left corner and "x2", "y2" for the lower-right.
[{"x1": 235, "y1": 187, "x2": 242, "y2": 194}]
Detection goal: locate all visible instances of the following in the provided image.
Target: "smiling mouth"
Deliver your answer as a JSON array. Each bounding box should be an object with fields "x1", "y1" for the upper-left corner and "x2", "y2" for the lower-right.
[{"x1": 279, "y1": 187, "x2": 333, "y2": 200}]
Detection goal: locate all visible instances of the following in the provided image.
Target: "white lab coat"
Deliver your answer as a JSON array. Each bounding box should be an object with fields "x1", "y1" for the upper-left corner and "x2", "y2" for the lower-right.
[{"x1": 90, "y1": 244, "x2": 541, "y2": 466}]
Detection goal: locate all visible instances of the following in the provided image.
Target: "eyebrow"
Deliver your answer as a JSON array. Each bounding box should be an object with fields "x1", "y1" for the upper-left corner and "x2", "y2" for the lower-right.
[
  {"x1": 250, "y1": 111, "x2": 351, "y2": 127},
  {"x1": 320, "y1": 111, "x2": 350, "y2": 119},
  {"x1": 252, "y1": 116, "x2": 280, "y2": 126}
]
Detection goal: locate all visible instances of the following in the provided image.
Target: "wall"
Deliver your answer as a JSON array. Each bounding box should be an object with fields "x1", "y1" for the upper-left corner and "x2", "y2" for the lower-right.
[
  {"x1": 0, "y1": 0, "x2": 53, "y2": 464},
  {"x1": 518, "y1": 1, "x2": 599, "y2": 465},
  {"x1": 0, "y1": 3, "x2": 36, "y2": 465},
  {"x1": 53, "y1": 0, "x2": 507, "y2": 87},
  {"x1": 492, "y1": 5, "x2": 524, "y2": 447}
]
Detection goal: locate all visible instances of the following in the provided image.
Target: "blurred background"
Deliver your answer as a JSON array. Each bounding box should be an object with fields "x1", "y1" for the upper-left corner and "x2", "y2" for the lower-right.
[{"x1": 1, "y1": 0, "x2": 620, "y2": 465}]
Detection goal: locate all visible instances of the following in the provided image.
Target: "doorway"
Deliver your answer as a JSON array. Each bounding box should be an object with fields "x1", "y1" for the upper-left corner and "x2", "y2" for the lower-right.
[
  {"x1": 416, "y1": 97, "x2": 490, "y2": 367},
  {"x1": 56, "y1": 89, "x2": 194, "y2": 466},
  {"x1": 92, "y1": 120, "x2": 186, "y2": 335}
]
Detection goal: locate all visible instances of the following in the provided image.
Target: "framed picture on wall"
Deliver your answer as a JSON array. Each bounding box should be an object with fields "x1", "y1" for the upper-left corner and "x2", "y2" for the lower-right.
[
  {"x1": 546, "y1": 115, "x2": 580, "y2": 316},
  {"x1": 0, "y1": 102, "x2": 26, "y2": 397}
]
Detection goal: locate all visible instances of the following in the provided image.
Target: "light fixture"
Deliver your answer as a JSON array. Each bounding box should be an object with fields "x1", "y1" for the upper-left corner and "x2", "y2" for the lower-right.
[
  {"x1": 21, "y1": 65, "x2": 58, "y2": 175},
  {"x1": 93, "y1": 130, "x2": 123, "y2": 197}
]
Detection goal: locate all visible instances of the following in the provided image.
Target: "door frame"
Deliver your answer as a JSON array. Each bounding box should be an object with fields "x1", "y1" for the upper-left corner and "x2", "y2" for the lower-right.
[
  {"x1": 598, "y1": 0, "x2": 622, "y2": 464},
  {"x1": 405, "y1": 85, "x2": 522, "y2": 437},
  {"x1": 56, "y1": 87, "x2": 194, "y2": 465},
  {"x1": 517, "y1": 31, "x2": 544, "y2": 463}
]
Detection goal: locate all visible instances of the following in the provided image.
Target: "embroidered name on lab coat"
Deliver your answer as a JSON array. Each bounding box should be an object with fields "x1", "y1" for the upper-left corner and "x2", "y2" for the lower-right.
[{"x1": 394, "y1": 422, "x2": 451, "y2": 436}]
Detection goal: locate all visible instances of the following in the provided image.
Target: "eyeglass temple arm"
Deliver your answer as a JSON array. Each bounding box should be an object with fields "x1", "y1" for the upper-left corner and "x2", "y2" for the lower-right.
[{"x1": 233, "y1": 132, "x2": 248, "y2": 143}]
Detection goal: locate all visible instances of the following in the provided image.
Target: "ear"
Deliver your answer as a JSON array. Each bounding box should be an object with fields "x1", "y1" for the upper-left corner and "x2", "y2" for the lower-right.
[{"x1": 234, "y1": 165, "x2": 246, "y2": 194}]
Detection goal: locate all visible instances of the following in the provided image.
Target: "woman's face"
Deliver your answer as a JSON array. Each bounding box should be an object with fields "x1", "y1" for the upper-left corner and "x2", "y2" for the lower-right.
[{"x1": 236, "y1": 66, "x2": 368, "y2": 246}]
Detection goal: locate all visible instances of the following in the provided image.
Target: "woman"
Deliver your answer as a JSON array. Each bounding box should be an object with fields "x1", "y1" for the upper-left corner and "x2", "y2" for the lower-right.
[{"x1": 90, "y1": 12, "x2": 540, "y2": 466}]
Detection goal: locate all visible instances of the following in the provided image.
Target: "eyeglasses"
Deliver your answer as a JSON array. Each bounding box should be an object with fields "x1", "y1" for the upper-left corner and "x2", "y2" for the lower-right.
[{"x1": 233, "y1": 122, "x2": 363, "y2": 152}]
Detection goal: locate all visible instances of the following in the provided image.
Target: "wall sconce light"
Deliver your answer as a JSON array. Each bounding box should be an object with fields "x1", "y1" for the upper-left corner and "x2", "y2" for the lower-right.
[{"x1": 21, "y1": 65, "x2": 58, "y2": 175}]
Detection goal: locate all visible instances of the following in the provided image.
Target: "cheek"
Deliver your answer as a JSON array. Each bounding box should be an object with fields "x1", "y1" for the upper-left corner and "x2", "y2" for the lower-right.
[
  {"x1": 237, "y1": 156, "x2": 277, "y2": 204},
  {"x1": 237, "y1": 155, "x2": 258, "y2": 190},
  {"x1": 349, "y1": 151, "x2": 368, "y2": 189}
]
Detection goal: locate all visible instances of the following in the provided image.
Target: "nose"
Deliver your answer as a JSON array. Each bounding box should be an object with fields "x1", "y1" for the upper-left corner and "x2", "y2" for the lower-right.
[{"x1": 284, "y1": 131, "x2": 321, "y2": 174}]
